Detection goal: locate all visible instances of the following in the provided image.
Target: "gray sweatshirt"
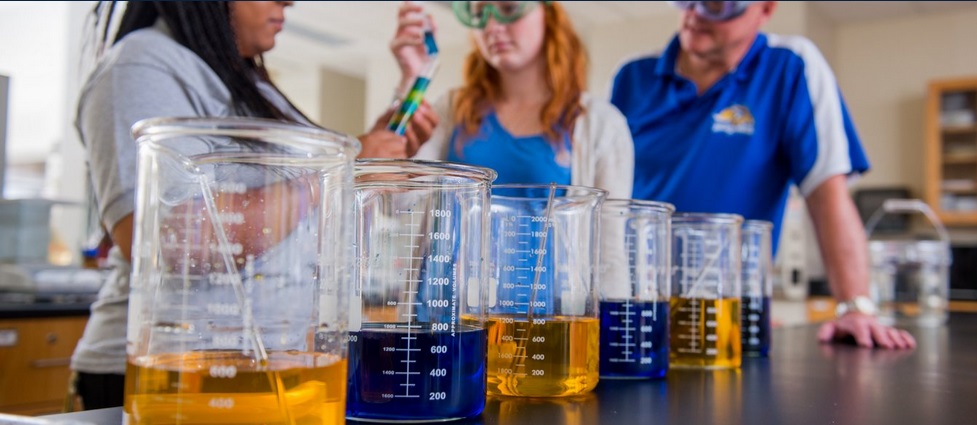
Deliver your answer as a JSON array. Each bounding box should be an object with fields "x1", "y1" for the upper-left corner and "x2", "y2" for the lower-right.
[{"x1": 73, "y1": 22, "x2": 302, "y2": 374}]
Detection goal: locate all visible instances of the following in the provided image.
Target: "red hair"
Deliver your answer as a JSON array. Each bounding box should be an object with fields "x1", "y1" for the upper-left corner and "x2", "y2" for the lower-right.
[{"x1": 453, "y1": 2, "x2": 588, "y2": 144}]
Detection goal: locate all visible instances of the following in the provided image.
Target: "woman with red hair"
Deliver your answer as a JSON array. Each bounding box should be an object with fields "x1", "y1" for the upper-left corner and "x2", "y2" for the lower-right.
[{"x1": 391, "y1": 1, "x2": 633, "y2": 197}]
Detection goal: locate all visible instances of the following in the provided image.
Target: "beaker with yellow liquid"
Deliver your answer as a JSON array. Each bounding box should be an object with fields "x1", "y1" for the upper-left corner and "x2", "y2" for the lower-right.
[
  {"x1": 484, "y1": 184, "x2": 606, "y2": 397},
  {"x1": 670, "y1": 213, "x2": 743, "y2": 370},
  {"x1": 125, "y1": 118, "x2": 359, "y2": 424}
]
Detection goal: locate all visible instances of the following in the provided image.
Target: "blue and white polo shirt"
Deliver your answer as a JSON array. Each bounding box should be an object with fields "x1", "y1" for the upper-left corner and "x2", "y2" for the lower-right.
[{"x1": 610, "y1": 33, "x2": 869, "y2": 253}]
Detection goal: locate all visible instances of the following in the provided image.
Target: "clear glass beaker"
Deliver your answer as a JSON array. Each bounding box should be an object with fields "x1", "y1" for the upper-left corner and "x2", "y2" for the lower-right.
[
  {"x1": 486, "y1": 184, "x2": 606, "y2": 397},
  {"x1": 347, "y1": 159, "x2": 495, "y2": 422},
  {"x1": 741, "y1": 220, "x2": 773, "y2": 357},
  {"x1": 866, "y1": 199, "x2": 951, "y2": 327},
  {"x1": 598, "y1": 199, "x2": 674, "y2": 379},
  {"x1": 126, "y1": 117, "x2": 360, "y2": 425},
  {"x1": 670, "y1": 213, "x2": 743, "y2": 370}
]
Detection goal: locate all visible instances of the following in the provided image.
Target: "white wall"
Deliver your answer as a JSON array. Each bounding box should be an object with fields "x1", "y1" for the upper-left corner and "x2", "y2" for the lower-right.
[
  {"x1": 834, "y1": 5, "x2": 977, "y2": 198},
  {"x1": 318, "y1": 67, "x2": 366, "y2": 137},
  {"x1": 0, "y1": 2, "x2": 92, "y2": 262},
  {"x1": 0, "y1": 3, "x2": 70, "y2": 165}
]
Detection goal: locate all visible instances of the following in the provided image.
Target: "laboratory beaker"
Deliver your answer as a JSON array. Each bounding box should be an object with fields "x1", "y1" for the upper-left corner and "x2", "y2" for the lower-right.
[
  {"x1": 347, "y1": 159, "x2": 495, "y2": 422},
  {"x1": 598, "y1": 199, "x2": 674, "y2": 379},
  {"x1": 866, "y1": 199, "x2": 951, "y2": 327},
  {"x1": 741, "y1": 220, "x2": 773, "y2": 357},
  {"x1": 670, "y1": 213, "x2": 743, "y2": 370},
  {"x1": 126, "y1": 117, "x2": 360, "y2": 425},
  {"x1": 486, "y1": 184, "x2": 606, "y2": 397}
]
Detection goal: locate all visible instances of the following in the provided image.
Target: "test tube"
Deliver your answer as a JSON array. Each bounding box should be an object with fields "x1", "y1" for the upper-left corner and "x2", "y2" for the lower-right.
[
  {"x1": 741, "y1": 220, "x2": 773, "y2": 357},
  {"x1": 388, "y1": 3, "x2": 439, "y2": 135}
]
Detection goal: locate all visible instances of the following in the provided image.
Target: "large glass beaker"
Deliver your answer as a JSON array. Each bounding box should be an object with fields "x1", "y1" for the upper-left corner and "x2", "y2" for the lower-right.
[
  {"x1": 486, "y1": 184, "x2": 606, "y2": 397},
  {"x1": 125, "y1": 117, "x2": 359, "y2": 425},
  {"x1": 347, "y1": 159, "x2": 495, "y2": 422},
  {"x1": 670, "y1": 213, "x2": 743, "y2": 370},
  {"x1": 598, "y1": 199, "x2": 674, "y2": 379}
]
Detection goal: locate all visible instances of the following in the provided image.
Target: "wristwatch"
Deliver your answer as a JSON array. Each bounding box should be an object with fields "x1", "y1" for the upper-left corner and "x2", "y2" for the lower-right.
[{"x1": 835, "y1": 295, "x2": 878, "y2": 317}]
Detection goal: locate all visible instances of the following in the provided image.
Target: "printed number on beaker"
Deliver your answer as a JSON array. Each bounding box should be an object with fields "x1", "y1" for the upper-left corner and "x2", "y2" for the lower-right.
[{"x1": 209, "y1": 365, "x2": 237, "y2": 378}]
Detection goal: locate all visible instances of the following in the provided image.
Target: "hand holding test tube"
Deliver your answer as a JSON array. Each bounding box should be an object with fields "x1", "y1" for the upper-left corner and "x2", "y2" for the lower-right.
[{"x1": 388, "y1": 2, "x2": 439, "y2": 135}]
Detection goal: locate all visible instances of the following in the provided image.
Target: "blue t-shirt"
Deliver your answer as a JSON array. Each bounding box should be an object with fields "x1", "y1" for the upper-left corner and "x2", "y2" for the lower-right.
[
  {"x1": 611, "y1": 33, "x2": 869, "y2": 254},
  {"x1": 447, "y1": 112, "x2": 572, "y2": 186}
]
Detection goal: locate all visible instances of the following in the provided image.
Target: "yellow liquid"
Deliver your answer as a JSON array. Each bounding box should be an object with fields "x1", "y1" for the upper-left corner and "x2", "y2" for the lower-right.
[
  {"x1": 669, "y1": 297, "x2": 741, "y2": 369},
  {"x1": 124, "y1": 351, "x2": 346, "y2": 425},
  {"x1": 483, "y1": 315, "x2": 599, "y2": 397}
]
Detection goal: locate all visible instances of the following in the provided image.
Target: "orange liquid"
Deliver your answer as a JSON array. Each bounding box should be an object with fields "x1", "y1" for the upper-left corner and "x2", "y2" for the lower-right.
[
  {"x1": 483, "y1": 315, "x2": 599, "y2": 397},
  {"x1": 124, "y1": 351, "x2": 346, "y2": 424},
  {"x1": 669, "y1": 297, "x2": 741, "y2": 369}
]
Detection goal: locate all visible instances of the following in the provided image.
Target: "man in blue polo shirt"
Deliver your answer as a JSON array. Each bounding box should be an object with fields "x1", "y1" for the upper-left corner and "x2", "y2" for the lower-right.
[{"x1": 611, "y1": 1, "x2": 915, "y2": 349}]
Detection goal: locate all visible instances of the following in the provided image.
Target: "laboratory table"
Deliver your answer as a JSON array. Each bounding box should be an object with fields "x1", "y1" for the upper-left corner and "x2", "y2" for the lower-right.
[{"x1": 43, "y1": 313, "x2": 977, "y2": 425}]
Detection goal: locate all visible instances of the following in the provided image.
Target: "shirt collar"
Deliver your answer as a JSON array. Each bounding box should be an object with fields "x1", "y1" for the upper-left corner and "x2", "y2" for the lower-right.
[{"x1": 655, "y1": 32, "x2": 768, "y2": 82}]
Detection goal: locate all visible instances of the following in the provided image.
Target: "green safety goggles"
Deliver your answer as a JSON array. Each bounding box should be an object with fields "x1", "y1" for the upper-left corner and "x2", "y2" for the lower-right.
[{"x1": 452, "y1": 1, "x2": 546, "y2": 29}]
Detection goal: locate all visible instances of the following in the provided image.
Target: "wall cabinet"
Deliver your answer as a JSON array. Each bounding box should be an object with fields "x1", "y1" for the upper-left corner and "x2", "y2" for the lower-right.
[
  {"x1": 0, "y1": 316, "x2": 87, "y2": 415},
  {"x1": 925, "y1": 77, "x2": 977, "y2": 226}
]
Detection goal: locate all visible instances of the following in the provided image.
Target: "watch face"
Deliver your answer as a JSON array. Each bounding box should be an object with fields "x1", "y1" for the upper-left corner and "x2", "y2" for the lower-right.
[{"x1": 853, "y1": 296, "x2": 878, "y2": 315}]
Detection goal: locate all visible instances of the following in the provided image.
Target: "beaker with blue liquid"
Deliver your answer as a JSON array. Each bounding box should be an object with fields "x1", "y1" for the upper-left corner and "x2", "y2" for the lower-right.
[
  {"x1": 486, "y1": 184, "x2": 605, "y2": 397},
  {"x1": 598, "y1": 199, "x2": 674, "y2": 379},
  {"x1": 347, "y1": 159, "x2": 495, "y2": 422},
  {"x1": 741, "y1": 220, "x2": 773, "y2": 357}
]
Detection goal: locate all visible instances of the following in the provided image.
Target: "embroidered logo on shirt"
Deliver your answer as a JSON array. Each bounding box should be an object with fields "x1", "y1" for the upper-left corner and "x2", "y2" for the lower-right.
[{"x1": 712, "y1": 105, "x2": 755, "y2": 136}]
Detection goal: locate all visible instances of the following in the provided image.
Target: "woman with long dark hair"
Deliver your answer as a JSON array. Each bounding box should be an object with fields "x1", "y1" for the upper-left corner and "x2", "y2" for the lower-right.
[{"x1": 71, "y1": 1, "x2": 435, "y2": 409}]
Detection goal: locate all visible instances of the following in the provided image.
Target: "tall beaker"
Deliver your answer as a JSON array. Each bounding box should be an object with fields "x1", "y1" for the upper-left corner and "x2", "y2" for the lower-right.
[
  {"x1": 347, "y1": 159, "x2": 495, "y2": 422},
  {"x1": 670, "y1": 213, "x2": 743, "y2": 370},
  {"x1": 126, "y1": 117, "x2": 360, "y2": 424},
  {"x1": 486, "y1": 184, "x2": 606, "y2": 397},
  {"x1": 598, "y1": 199, "x2": 674, "y2": 379},
  {"x1": 741, "y1": 220, "x2": 773, "y2": 357}
]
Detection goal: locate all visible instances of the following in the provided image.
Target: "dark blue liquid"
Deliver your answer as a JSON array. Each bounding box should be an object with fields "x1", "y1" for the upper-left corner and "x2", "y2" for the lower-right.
[
  {"x1": 741, "y1": 296, "x2": 771, "y2": 357},
  {"x1": 599, "y1": 300, "x2": 669, "y2": 379},
  {"x1": 347, "y1": 324, "x2": 486, "y2": 421}
]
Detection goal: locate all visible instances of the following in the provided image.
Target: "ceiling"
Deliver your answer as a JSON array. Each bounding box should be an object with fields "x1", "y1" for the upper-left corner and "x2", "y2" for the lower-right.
[{"x1": 266, "y1": 1, "x2": 977, "y2": 78}]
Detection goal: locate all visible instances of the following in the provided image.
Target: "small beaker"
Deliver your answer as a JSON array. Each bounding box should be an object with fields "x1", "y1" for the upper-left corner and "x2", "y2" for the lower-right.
[
  {"x1": 741, "y1": 220, "x2": 773, "y2": 357},
  {"x1": 347, "y1": 159, "x2": 495, "y2": 422},
  {"x1": 598, "y1": 199, "x2": 674, "y2": 379},
  {"x1": 670, "y1": 213, "x2": 743, "y2": 369},
  {"x1": 126, "y1": 117, "x2": 360, "y2": 424},
  {"x1": 486, "y1": 184, "x2": 606, "y2": 397},
  {"x1": 866, "y1": 199, "x2": 951, "y2": 327}
]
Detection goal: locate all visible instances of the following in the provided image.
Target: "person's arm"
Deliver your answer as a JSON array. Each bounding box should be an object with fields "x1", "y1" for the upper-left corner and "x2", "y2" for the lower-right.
[
  {"x1": 110, "y1": 214, "x2": 134, "y2": 262},
  {"x1": 807, "y1": 175, "x2": 915, "y2": 349}
]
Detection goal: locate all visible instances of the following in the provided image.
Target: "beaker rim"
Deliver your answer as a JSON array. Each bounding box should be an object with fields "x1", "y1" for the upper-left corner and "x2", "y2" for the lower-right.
[
  {"x1": 672, "y1": 212, "x2": 745, "y2": 225},
  {"x1": 743, "y1": 219, "x2": 774, "y2": 230},
  {"x1": 354, "y1": 159, "x2": 497, "y2": 186},
  {"x1": 491, "y1": 183, "x2": 608, "y2": 200},
  {"x1": 131, "y1": 116, "x2": 362, "y2": 157},
  {"x1": 604, "y1": 198, "x2": 676, "y2": 214}
]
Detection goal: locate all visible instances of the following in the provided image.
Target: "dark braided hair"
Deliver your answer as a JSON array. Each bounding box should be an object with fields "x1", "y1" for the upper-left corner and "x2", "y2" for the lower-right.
[{"x1": 95, "y1": 1, "x2": 306, "y2": 122}]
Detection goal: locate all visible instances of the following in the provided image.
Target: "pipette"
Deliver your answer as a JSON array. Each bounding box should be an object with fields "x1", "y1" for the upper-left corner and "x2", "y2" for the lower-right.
[{"x1": 388, "y1": 3, "x2": 439, "y2": 135}]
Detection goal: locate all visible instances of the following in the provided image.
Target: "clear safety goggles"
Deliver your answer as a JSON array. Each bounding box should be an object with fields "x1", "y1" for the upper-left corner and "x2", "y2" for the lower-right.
[
  {"x1": 452, "y1": 1, "x2": 543, "y2": 29},
  {"x1": 668, "y1": 1, "x2": 756, "y2": 22}
]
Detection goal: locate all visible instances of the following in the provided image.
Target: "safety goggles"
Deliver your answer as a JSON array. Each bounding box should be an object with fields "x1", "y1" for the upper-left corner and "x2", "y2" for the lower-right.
[
  {"x1": 668, "y1": 1, "x2": 756, "y2": 22},
  {"x1": 452, "y1": 1, "x2": 542, "y2": 29}
]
